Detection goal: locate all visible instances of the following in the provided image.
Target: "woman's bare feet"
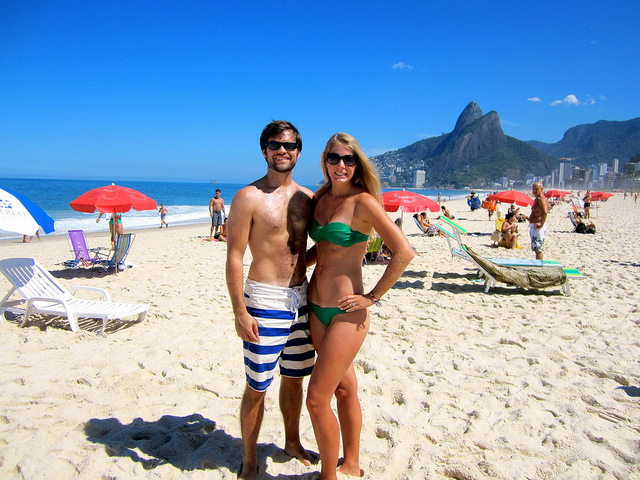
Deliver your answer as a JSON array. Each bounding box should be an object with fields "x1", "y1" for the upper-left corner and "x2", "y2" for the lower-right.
[{"x1": 336, "y1": 466, "x2": 364, "y2": 478}]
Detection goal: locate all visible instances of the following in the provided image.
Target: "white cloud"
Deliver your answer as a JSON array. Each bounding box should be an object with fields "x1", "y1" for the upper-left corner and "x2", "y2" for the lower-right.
[
  {"x1": 550, "y1": 94, "x2": 580, "y2": 106},
  {"x1": 527, "y1": 97, "x2": 542, "y2": 102},
  {"x1": 392, "y1": 62, "x2": 413, "y2": 70},
  {"x1": 586, "y1": 95, "x2": 596, "y2": 105}
]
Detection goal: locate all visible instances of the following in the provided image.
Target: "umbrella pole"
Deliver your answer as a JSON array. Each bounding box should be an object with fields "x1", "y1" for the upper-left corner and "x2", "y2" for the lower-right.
[{"x1": 111, "y1": 211, "x2": 118, "y2": 275}]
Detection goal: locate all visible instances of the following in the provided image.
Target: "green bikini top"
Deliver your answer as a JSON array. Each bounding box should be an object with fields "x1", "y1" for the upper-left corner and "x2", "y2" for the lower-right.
[{"x1": 309, "y1": 217, "x2": 369, "y2": 247}]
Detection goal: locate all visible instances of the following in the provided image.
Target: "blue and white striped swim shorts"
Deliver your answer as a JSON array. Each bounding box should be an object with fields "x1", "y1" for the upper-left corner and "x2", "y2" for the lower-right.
[{"x1": 243, "y1": 278, "x2": 315, "y2": 392}]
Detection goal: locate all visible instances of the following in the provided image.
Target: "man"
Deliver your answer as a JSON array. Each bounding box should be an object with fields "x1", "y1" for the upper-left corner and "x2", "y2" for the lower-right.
[
  {"x1": 158, "y1": 203, "x2": 168, "y2": 228},
  {"x1": 528, "y1": 182, "x2": 549, "y2": 260},
  {"x1": 225, "y1": 120, "x2": 316, "y2": 480},
  {"x1": 209, "y1": 189, "x2": 226, "y2": 240}
]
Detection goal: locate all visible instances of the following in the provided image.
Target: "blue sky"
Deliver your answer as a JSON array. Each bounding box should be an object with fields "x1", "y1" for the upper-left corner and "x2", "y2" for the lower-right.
[{"x1": 1, "y1": 1, "x2": 639, "y2": 185}]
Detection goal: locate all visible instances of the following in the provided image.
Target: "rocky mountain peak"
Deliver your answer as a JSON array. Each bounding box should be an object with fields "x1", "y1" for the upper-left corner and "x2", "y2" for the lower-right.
[{"x1": 453, "y1": 101, "x2": 483, "y2": 132}]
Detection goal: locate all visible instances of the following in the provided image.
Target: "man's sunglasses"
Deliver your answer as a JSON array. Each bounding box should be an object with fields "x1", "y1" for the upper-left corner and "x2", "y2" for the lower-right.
[
  {"x1": 325, "y1": 153, "x2": 357, "y2": 166},
  {"x1": 266, "y1": 141, "x2": 299, "y2": 151}
]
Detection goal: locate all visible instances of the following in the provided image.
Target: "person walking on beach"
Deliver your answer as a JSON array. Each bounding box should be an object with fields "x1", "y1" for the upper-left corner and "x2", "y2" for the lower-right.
[
  {"x1": 225, "y1": 120, "x2": 316, "y2": 480},
  {"x1": 158, "y1": 203, "x2": 168, "y2": 228},
  {"x1": 528, "y1": 182, "x2": 549, "y2": 260},
  {"x1": 22, "y1": 229, "x2": 41, "y2": 243},
  {"x1": 306, "y1": 133, "x2": 415, "y2": 479},
  {"x1": 209, "y1": 189, "x2": 226, "y2": 240}
]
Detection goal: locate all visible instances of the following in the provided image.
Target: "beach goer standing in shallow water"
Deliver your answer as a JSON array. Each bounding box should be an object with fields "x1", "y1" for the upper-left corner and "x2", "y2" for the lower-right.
[
  {"x1": 306, "y1": 133, "x2": 415, "y2": 479},
  {"x1": 528, "y1": 182, "x2": 549, "y2": 260},
  {"x1": 209, "y1": 189, "x2": 226, "y2": 240},
  {"x1": 225, "y1": 120, "x2": 316, "y2": 480}
]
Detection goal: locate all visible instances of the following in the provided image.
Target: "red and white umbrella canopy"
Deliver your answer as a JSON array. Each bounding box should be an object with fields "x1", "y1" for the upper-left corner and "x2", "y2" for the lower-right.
[
  {"x1": 382, "y1": 191, "x2": 440, "y2": 213},
  {"x1": 544, "y1": 190, "x2": 570, "y2": 198},
  {"x1": 69, "y1": 184, "x2": 157, "y2": 214},
  {"x1": 590, "y1": 192, "x2": 614, "y2": 201},
  {"x1": 487, "y1": 190, "x2": 534, "y2": 207}
]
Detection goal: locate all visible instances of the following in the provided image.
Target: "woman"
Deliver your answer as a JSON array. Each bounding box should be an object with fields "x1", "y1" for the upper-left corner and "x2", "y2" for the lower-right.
[
  {"x1": 96, "y1": 212, "x2": 123, "y2": 245},
  {"x1": 306, "y1": 133, "x2": 415, "y2": 479},
  {"x1": 500, "y1": 212, "x2": 519, "y2": 249},
  {"x1": 583, "y1": 190, "x2": 592, "y2": 219}
]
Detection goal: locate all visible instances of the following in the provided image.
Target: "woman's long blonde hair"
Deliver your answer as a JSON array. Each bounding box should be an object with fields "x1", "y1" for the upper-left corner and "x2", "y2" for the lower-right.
[{"x1": 316, "y1": 133, "x2": 382, "y2": 203}]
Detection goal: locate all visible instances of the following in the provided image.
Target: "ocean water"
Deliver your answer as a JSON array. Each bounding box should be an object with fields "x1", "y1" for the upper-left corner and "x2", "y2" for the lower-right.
[{"x1": 0, "y1": 178, "x2": 481, "y2": 240}]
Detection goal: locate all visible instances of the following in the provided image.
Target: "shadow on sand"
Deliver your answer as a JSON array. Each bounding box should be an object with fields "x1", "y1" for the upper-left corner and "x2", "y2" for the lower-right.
[
  {"x1": 617, "y1": 386, "x2": 640, "y2": 397},
  {"x1": 85, "y1": 413, "x2": 317, "y2": 478}
]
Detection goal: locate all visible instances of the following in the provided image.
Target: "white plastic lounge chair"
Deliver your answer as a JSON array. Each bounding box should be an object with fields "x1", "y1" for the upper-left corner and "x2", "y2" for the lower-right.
[{"x1": 0, "y1": 257, "x2": 148, "y2": 334}]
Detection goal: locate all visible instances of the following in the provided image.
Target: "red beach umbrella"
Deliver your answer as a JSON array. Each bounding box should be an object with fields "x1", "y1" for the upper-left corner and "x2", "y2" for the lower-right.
[
  {"x1": 487, "y1": 190, "x2": 534, "y2": 207},
  {"x1": 69, "y1": 184, "x2": 157, "y2": 214},
  {"x1": 590, "y1": 191, "x2": 613, "y2": 201},
  {"x1": 544, "y1": 190, "x2": 570, "y2": 198},
  {"x1": 382, "y1": 191, "x2": 441, "y2": 213}
]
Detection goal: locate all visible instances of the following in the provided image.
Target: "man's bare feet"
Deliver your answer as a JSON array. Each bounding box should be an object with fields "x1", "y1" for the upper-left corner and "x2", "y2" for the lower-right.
[
  {"x1": 284, "y1": 443, "x2": 319, "y2": 466},
  {"x1": 237, "y1": 461, "x2": 258, "y2": 480}
]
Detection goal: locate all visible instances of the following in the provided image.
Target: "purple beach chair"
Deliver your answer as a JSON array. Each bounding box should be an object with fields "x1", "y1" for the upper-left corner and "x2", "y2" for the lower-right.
[{"x1": 66, "y1": 230, "x2": 109, "y2": 268}]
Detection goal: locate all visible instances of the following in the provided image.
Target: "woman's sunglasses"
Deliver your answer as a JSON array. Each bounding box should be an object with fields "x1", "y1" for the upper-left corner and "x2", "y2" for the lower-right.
[
  {"x1": 266, "y1": 141, "x2": 299, "y2": 151},
  {"x1": 325, "y1": 153, "x2": 357, "y2": 166}
]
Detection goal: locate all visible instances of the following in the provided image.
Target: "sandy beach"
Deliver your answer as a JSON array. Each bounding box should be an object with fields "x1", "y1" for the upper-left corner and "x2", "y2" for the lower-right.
[{"x1": 0, "y1": 195, "x2": 638, "y2": 479}]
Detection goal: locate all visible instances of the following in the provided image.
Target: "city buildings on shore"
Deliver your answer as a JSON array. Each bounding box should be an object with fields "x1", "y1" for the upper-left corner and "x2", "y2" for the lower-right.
[
  {"x1": 543, "y1": 157, "x2": 640, "y2": 191},
  {"x1": 388, "y1": 157, "x2": 640, "y2": 192}
]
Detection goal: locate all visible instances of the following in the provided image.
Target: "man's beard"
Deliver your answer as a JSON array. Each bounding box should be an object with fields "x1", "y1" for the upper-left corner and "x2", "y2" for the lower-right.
[{"x1": 268, "y1": 158, "x2": 297, "y2": 173}]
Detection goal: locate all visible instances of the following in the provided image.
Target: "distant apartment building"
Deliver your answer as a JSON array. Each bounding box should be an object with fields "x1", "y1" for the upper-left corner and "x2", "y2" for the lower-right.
[
  {"x1": 572, "y1": 168, "x2": 588, "y2": 187},
  {"x1": 558, "y1": 159, "x2": 572, "y2": 187},
  {"x1": 613, "y1": 158, "x2": 619, "y2": 174},
  {"x1": 524, "y1": 174, "x2": 535, "y2": 186},
  {"x1": 413, "y1": 170, "x2": 426, "y2": 188},
  {"x1": 598, "y1": 163, "x2": 608, "y2": 180},
  {"x1": 602, "y1": 172, "x2": 616, "y2": 190}
]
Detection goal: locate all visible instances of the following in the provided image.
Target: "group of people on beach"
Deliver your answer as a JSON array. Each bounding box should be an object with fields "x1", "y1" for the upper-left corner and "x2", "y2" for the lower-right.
[{"x1": 226, "y1": 120, "x2": 415, "y2": 479}]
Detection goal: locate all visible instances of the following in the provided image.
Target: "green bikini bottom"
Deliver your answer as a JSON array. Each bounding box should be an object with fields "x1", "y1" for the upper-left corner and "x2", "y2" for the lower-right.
[{"x1": 308, "y1": 301, "x2": 344, "y2": 327}]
